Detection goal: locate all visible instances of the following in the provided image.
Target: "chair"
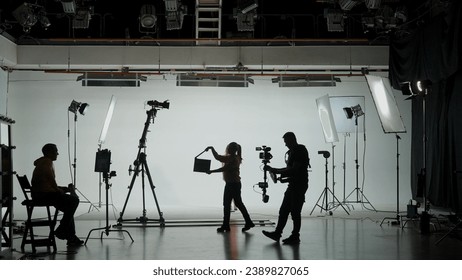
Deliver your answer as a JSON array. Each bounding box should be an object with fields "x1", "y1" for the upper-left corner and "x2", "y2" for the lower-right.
[{"x1": 16, "y1": 175, "x2": 58, "y2": 253}]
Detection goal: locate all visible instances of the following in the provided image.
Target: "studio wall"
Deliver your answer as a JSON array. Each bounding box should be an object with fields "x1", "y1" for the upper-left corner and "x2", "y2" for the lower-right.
[{"x1": 6, "y1": 71, "x2": 412, "y2": 219}]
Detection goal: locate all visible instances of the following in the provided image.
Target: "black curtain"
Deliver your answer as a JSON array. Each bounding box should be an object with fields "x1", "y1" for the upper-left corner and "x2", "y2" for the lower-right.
[{"x1": 389, "y1": 2, "x2": 462, "y2": 213}]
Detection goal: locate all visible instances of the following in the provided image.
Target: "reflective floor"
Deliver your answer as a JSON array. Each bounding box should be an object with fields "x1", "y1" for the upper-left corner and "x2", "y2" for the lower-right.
[{"x1": 1, "y1": 205, "x2": 462, "y2": 260}]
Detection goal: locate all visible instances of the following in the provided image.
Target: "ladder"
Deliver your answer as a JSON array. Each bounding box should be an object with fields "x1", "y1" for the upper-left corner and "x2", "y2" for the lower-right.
[{"x1": 195, "y1": 0, "x2": 222, "y2": 46}]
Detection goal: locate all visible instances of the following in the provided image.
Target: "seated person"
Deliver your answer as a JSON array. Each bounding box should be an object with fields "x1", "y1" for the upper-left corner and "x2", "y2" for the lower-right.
[{"x1": 31, "y1": 143, "x2": 83, "y2": 246}]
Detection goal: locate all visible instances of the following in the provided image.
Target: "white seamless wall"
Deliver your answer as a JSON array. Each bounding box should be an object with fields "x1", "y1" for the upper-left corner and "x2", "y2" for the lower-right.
[{"x1": 7, "y1": 71, "x2": 412, "y2": 219}]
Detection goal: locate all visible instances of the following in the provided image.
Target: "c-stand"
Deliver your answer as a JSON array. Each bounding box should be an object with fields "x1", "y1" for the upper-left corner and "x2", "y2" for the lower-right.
[
  {"x1": 85, "y1": 152, "x2": 133, "y2": 244},
  {"x1": 116, "y1": 101, "x2": 168, "y2": 227},
  {"x1": 311, "y1": 151, "x2": 349, "y2": 215}
]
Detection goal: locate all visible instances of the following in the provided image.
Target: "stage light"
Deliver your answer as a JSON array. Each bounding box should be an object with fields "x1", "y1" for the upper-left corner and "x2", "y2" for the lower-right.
[
  {"x1": 68, "y1": 100, "x2": 89, "y2": 115},
  {"x1": 140, "y1": 4, "x2": 157, "y2": 28},
  {"x1": 12, "y1": 3, "x2": 38, "y2": 33},
  {"x1": 400, "y1": 80, "x2": 432, "y2": 98},
  {"x1": 61, "y1": 0, "x2": 76, "y2": 14},
  {"x1": 163, "y1": 0, "x2": 186, "y2": 30},
  {"x1": 236, "y1": 11, "x2": 256, "y2": 32},
  {"x1": 324, "y1": 9, "x2": 344, "y2": 32},
  {"x1": 366, "y1": 75, "x2": 406, "y2": 133},
  {"x1": 339, "y1": 0, "x2": 360, "y2": 11},
  {"x1": 239, "y1": 0, "x2": 258, "y2": 14},
  {"x1": 38, "y1": 10, "x2": 51, "y2": 29},
  {"x1": 365, "y1": 0, "x2": 382, "y2": 10}
]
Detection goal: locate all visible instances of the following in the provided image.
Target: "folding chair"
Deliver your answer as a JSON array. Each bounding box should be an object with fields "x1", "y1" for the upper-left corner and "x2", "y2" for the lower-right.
[{"x1": 16, "y1": 175, "x2": 58, "y2": 253}]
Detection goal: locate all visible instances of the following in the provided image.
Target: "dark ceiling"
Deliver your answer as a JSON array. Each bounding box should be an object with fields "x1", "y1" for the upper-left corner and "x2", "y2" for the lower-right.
[{"x1": 0, "y1": 0, "x2": 452, "y2": 46}]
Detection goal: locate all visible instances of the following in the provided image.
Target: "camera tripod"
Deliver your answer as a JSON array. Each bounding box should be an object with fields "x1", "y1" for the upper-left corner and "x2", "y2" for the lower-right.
[
  {"x1": 116, "y1": 107, "x2": 165, "y2": 227},
  {"x1": 85, "y1": 171, "x2": 133, "y2": 244},
  {"x1": 311, "y1": 152, "x2": 349, "y2": 215}
]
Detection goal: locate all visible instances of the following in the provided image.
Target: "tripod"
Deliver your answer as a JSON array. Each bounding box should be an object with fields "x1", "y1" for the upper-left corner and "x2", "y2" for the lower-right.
[
  {"x1": 116, "y1": 107, "x2": 165, "y2": 227},
  {"x1": 311, "y1": 151, "x2": 349, "y2": 215},
  {"x1": 381, "y1": 134, "x2": 402, "y2": 226},
  {"x1": 85, "y1": 171, "x2": 133, "y2": 244},
  {"x1": 344, "y1": 113, "x2": 376, "y2": 211}
]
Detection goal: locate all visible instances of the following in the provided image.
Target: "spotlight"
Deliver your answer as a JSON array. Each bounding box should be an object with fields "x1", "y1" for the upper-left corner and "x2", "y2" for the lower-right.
[
  {"x1": 68, "y1": 100, "x2": 89, "y2": 115},
  {"x1": 38, "y1": 10, "x2": 51, "y2": 29},
  {"x1": 12, "y1": 3, "x2": 38, "y2": 33},
  {"x1": 400, "y1": 80, "x2": 432, "y2": 98},
  {"x1": 140, "y1": 4, "x2": 157, "y2": 28},
  {"x1": 343, "y1": 104, "x2": 364, "y2": 119}
]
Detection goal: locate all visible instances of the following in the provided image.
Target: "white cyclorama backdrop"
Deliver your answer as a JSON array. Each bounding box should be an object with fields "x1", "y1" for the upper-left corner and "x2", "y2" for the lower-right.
[{"x1": 7, "y1": 71, "x2": 412, "y2": 219}]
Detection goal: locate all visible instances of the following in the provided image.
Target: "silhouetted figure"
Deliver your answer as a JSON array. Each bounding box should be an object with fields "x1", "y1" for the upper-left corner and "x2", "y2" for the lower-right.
[
  {"x1": 206, "y1": 142, "x2": 255, "y2": 232},
  {"x1": 263, "y1": 132, "x2": 310, "y2": 245},
  {"x1": 31, "y1": 143, "x2": 83, "y2": 246}
]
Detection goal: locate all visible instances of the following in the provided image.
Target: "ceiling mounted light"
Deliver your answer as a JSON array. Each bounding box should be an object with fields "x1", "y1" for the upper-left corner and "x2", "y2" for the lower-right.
[
  {"x1": 338, "y1": 0, "x2": 361, "y2": 11},
  {"x1": 140, "y1": 4, "x2": 157, "y2": 28},
  {"x1": 73, "y1": 8, "x2": 92, "y2": 29},
  {"x1": 77, "y1": 73, "x2": 147, "y2": 87},
  {"x1": 12, "y1": 3, "x2": 38, "y2": 33},
  {"x1": 239, "y1": 0, "x2": 258, "y2": 14},
  {"x1": 38, "y1": 10, "x2": 51, "y2": 29},
  {"x1": 324, "y1": 9, "x2": 344, "y2": 32},
  {"x1": 163, "y1": 0, "x2": 187, "y2": 30},
  {"x1": 236, "y1": 11, "x2": 256, "y2": 32},
  {"x1": 61, "y1": 0, "x2": 76, "y2": 14},
  {"x1": 68, "y1": 100, "x2": 89, "y2": 115},
  {"x1": 272, "y1": 75, "x2": 340, "y2": 87},
  {"x1": 365, "y1": 0, "x2": 382, "y2": 10},
  {"x1": 177, "y1": 74, "x2": 254, "y2": 88}
]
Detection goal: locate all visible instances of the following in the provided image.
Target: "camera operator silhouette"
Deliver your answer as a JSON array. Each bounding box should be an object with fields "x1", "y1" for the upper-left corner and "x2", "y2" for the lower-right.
[
  {"x1": 206, "y1": 142, "x2": 255, "y2": 232},
  {"x1": 262, "y1": 132, "x2": 310, "y2": 245}
]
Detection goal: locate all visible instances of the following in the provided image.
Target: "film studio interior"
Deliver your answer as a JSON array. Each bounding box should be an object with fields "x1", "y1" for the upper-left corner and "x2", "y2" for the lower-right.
[{"x1": 1, "y1": 0, "x2": 462, "y2": 269}]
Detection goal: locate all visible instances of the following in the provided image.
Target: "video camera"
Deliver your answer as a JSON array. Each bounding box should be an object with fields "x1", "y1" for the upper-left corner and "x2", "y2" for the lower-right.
[
  {"x1": 147, "y1": 100, "x2": 170, "y2": 109},
  {"x1": 256, "y1": 145, "x2": 272, "y2": 163}
]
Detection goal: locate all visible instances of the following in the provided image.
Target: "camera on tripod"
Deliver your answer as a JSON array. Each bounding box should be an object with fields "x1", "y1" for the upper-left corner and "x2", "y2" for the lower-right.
[{"x1": 147, "y1": 100, "x2": 170, "y2": 109}]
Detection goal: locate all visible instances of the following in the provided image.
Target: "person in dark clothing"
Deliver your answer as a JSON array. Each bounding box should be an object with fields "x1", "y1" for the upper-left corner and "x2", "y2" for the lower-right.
[
  {"x1": 262, "y1": 132, "x2": 310, "y2": 245},
  {"x1": 31, "y1": 143, "x2": 83, "y2": 246},
  {"x1": 206, "y1": 142, "x2": 255, "y2": 232}
]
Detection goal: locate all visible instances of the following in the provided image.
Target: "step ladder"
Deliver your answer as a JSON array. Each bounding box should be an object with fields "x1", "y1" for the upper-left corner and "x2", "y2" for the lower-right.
[{"x1": 195, "y1": 0, "x2": 222, "y2": 46}]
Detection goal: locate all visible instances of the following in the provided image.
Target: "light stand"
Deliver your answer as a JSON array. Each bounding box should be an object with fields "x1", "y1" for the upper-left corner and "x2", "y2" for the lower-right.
[
  {"x1": 68, "y1": 100, "x2": 98, "y2": 212},
  {"x1": 344, "y1": 105, "x2": 376, "y2": 210},
  {"x1": 380, "y1": 134, "x2": 402, "y2": 226},
  {"x1": 116, "y1": 100, "x2": 168, "y2": 227},
  {"x1": 85, "y1": 149, "x2": 133, "y2": 244},
  {"x1": 311, "y1": 151, "x2": 349, "y2": 215}
]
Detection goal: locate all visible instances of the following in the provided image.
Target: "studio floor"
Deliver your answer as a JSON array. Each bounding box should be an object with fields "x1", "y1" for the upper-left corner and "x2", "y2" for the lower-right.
[{"x1": 1, "y1": 203, "x2": 462, "y2": 261}]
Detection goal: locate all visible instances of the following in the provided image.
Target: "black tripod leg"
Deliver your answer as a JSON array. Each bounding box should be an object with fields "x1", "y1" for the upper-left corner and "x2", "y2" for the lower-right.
[
  {"x1": 143, "y1": 162, "x2": 165, "y2": 225},
  {"x1": 310, "y1": 188, "x2": 328, "y2": 215},
  {"x1": 117, "y1": 162, "x2": 140, "y2": 224}
]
